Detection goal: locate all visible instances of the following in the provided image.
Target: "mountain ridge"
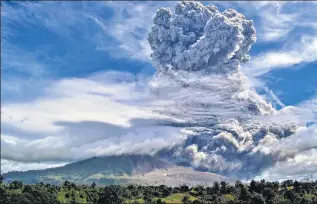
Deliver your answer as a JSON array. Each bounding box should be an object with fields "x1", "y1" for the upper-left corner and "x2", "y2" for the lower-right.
[{"x1": 3, "y1": 155, "x2": 233, "y2": 186}]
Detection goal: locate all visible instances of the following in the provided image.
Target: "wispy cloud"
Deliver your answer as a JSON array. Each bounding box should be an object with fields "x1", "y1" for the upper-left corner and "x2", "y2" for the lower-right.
[
  {"x1": 1, "y1": 42, "x2": 49, "y2": 77},
  {"x1": 257, "y1": 6, "x2": 297, "y2": 42},
  {"x1": 1, "y1": 1, "x2": 109, "y2": 39},
  {"x1": 1, "y1": 40, "x2": 54, "y2": 103},
  {"x1": 243, "y1": 36, "x2": 317, "y2": 77},
  {"x1": 93, "y1": 1, "x2": 176, "y2": 61}
]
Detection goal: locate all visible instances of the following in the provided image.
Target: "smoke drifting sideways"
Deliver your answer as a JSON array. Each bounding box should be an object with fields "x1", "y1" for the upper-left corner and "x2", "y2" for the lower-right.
[{"x1": 146, "y1": 1, "x2": 316, "y2": 179}]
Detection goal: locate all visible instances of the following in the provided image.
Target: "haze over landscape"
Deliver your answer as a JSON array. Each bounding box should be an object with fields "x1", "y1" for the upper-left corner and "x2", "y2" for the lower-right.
[{"x1": 1, "y1": 0, "x2": 317, "y2": 184}]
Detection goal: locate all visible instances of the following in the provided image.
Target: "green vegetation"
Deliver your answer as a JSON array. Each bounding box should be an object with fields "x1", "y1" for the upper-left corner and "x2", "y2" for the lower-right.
[
  {"x1": 1, "y1": 174, "x2": 317, "y2": 204},
  {"x1": 160, "y1": 193, "x2": 197, "y2": 203}
]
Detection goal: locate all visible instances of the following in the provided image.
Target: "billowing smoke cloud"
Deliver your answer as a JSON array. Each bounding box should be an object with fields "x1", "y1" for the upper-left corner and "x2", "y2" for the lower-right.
[
  {"x1": 146, "y1": 1, "x2": 317, "y2": 179},
  {"x1": 148, "y1": 1, "x2": 255, "y2": 72}
]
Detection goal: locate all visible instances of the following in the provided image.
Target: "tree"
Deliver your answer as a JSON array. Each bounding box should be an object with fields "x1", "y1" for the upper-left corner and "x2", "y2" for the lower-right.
[
  {"x1": 63, "y1": 181, "x2": 71, "y2": 188},
  {"x1": 262, "y1": 187, "x2": 276, "y2": 204},
  {"x1": 251, "y1": 193, "x2": 265, "y2": 204},
  {"x1": 249, "y1": 180, "x2": 258, "y2": 193},
  {"x1": 156, "y1": 199, "x2": 166, "y2": 204},
  {"x1": 180, "y1": 185, "x2": 189, "y2": 193},
  {"x1": 9, "y1": 180, "x2": 23, "y2": 189},
  {"x1": 91, "y1": 182, "x2": 96, "y2": 189},
  {"x1": 239, "y1": 185, "x2": 252, "y2": 201},
  {"x1": 162, "y1": 188, "x2": 171, "y2": 197},
  {"x1": 70, "y1": 182, "x2": 76, "y2": 189},
  {"x1": 23, "y1": 185, "x2": 33, "y2": 194},
  {"x1": 272, "y1": 182, "x2": 280, "y2": 193},
  {"x1": 182, "y1": 195, "x2": 189, "y2": 202},
  {"x1": 86, "y1": 190, "x2": 99, "y2": 203},
  {"x1": 235, "y1": 180, "x2": 244, "y2": 188},
  {"x1": 0, "y1": 186, "x2": 7, "y2": 204},
  {"x1": 220, "y1": 181, "x2": 227, "y2": 194},
  {"x1": 0, "y1": 174, "x2": 3, "y2": 185},
  {"x1": 98, "y1": 185, "x2": 123, "y2": 204},
  {"x1": 192, "y1": 200, "x2": 203, "y2": 204},
  {"x1": 284, "y1": 190, "x2": 296, "y2": 203},
  {"x1": 299, "y1": 197, "x2": 310, "y2": 204},
  {"x1": 213, "y1": 181, "x2": 220, "y2": 194},
  {"x1": 143, "y1": 192, "x2": 154, "y2": 203}
]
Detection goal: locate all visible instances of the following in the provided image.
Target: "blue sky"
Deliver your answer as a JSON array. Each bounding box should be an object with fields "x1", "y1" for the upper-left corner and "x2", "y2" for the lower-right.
[{"x1": 1, "y1": 1, "x2": 317, "y2": 179}]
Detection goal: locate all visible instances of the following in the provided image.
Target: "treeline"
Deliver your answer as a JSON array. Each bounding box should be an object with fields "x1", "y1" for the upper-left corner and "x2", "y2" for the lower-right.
[{"x1": 1, "y1": 175, "x2": 317, "y2": 204}]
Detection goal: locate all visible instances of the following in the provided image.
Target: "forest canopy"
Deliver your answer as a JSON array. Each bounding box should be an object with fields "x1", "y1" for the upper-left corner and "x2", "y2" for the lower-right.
[{"x1": 1, "y1": 175, "x2": 317, "y2": 204}]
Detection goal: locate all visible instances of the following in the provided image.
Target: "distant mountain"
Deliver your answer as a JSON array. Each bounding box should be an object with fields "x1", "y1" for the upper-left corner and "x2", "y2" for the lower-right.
[{"x1": 3, "y1": 155, "x2": 232, "y2": 186}]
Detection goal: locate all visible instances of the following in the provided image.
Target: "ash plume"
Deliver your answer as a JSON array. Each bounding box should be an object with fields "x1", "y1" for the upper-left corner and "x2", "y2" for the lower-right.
[
  {"x1": 147, "y1": 1, "x2": 316, "y2": 179},
  {"x1": 148, "y1": 1, "x2": 256, "y2": 72}
]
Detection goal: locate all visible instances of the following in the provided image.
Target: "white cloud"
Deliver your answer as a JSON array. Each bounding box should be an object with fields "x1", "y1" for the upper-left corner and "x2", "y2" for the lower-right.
[
  {"x1": 1, "y1": 159, "x2": 67, "y2": 174},
  {"x1": 1, "y1": 71, "x2": 189, "y2": 164},
  {"x1": 243, "y1": 36, "x2": 317, "y2": 77}
]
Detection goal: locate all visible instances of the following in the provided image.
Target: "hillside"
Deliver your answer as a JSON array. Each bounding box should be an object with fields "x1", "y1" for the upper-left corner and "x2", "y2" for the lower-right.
[{"x1": 3, "y1": 155, "x2": 232, "y2": 186}]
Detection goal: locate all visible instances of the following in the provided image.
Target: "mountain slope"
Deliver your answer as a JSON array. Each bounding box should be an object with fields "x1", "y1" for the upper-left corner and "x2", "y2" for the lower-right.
[{"x1": 3, "y1": 155, "x2": 232, "y2": 186}]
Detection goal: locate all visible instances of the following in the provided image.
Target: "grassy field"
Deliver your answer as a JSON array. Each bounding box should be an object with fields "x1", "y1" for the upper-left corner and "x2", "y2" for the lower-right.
[
  {"x1": 161, "y1": 193, "x2": 197, "y2": 203},
  {"x1": 57, "y1": 189, "x2": 88, "y2": 203}
]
